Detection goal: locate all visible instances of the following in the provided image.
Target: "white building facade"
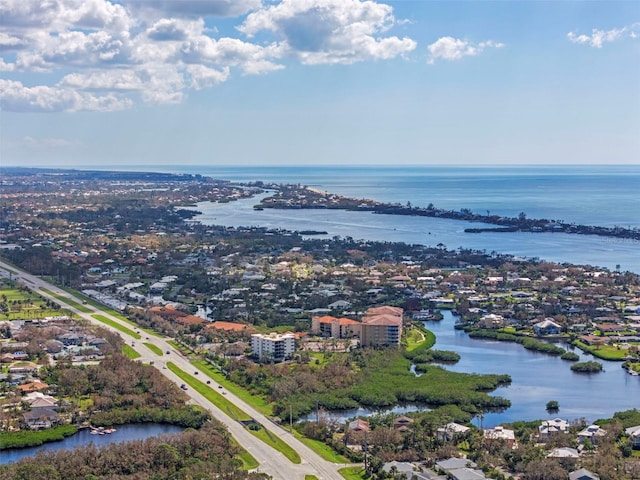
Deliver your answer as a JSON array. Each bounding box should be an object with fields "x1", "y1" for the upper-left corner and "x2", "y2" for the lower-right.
[{"x1": 251, "y1": 333, "x2": 296, "y2": 361}]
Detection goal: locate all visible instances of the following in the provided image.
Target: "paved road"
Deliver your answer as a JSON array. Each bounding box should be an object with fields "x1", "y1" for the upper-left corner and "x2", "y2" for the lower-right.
[{"x1": 0, "y1": 260, "x2": 356, "y2": 479}]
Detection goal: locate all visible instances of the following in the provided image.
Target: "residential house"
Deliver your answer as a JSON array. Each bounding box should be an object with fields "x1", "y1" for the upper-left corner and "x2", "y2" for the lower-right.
[
  {"x1": 22, "y1": 408, "x2": 59, "y2": 430},
  {"x1": 538, "y1": 418, "x2": 570, "y2": 442},
  {"x1": 533, "y1": 319, "x2": 562, "y2": 336},
  {"x1": 348, "y1": 418, "x2": 370, "y2": 433},
  {"x1": 478, "y1": 313, "x2": 505, "y2": 329},
  {"x1": 577, "y1": 425, "x2": 607, "y2": 445},
  {"x1": 626, "y1": 425, "x2": 640, "y2": 448},
  {"x1": 547, "y1": 447, "x2": 580, "y2": 458},
  {"x1": 483, "y1": 426, "x2": 516, "y2": 449},
  {"x1": 569, "y1": 468, "x2": 600, "y2": 480},
  {"x1": 382, "y1": 461, "x2": 416, "y2": 478},
  {"x1": 393, "y1": 416, "x2": 415, "y2": 432},
  {"x1": 436, "y1": 458, "x2": 486, "y2": 480},
  {"x1": 437, "y1": 422, "x2": 471, "y2": 442}
]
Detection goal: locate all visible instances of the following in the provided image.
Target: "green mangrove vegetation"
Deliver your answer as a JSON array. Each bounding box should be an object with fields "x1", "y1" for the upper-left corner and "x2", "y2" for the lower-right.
[
  {"x1": 466, "y1": 329, "x2": 566, "y2": 355},
  {"x1": 571, "y1": 361, "x2": 604, "y2": 373}
]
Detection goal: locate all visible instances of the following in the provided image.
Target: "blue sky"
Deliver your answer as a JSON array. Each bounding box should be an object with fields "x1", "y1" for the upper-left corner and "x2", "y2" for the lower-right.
[{"x1": 1, "y1": 0, "x2": 638, "y2": 168}]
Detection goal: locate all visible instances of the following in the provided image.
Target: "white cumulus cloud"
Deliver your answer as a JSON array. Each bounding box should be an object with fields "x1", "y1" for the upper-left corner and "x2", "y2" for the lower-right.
[
  {"x1": 239, "y1": 0, "x2": 416, "y2": 65},
  {"x1": 0, "y1": 0, "x2": 416, "y2": 112},
  {"x1": 567, "y1": 23, "x2": 640, "y2": 48},
  {"x1": 427, "y1": 37, "x2": 504, "y2": 64},
  {"x1": 0, "y1": 79, "x2": 132, "y2": 112}
]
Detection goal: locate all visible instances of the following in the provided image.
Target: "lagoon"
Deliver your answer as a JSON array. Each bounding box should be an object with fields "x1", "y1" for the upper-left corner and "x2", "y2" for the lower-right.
[
  {"x1": 430, "y1": 311, "x2": 640, "y2": 426},
  {"x1": 1, "y1": 423, "x2": 184, "y2": 464},
  {"x1": 185, "y1": 192, "x2": 640, "y2": 273}
]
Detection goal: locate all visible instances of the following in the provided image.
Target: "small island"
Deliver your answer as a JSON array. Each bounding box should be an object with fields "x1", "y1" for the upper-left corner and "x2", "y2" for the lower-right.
[{"x1": 571, "y1": 361, "x2": 604, "y2": 373}]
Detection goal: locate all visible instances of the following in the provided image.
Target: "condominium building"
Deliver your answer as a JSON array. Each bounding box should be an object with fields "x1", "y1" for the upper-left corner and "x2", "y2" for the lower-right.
[
  {"x1": 360, "y1": 313, "x2": 402, "y2": 347},
  {"x1": 250, "y1": 332, "x2": 296, "y2": 361},
  {"x1": 311, "y1": 315, "x2": 362, "y2": 338}
]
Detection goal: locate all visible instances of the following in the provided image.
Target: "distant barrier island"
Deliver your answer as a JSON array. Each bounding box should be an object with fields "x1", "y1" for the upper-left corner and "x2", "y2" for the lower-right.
[{"x1": 253, "y1": 183, "x2": 640, "y2": 241}]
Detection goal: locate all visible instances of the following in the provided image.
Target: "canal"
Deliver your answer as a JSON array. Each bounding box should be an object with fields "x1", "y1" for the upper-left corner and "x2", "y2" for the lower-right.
[
  {"x1": 1, "y1": 423, "x2": 184, "y2": 464},
  {"x1": 429, "y1": 310, "x2": 640, "y2": 426}
]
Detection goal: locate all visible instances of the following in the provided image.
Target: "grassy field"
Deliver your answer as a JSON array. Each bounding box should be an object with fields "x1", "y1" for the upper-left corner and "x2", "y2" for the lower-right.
[
  {"x1": 192, "y1": 360, "x2": 274, "y2": 416},
  {"x1": 248, "y1": 425, "x2": 301, "y2": 464},
  {"x1": 166, "y1": 362, "x2": 251, "y2": 421},
  {"x1": 144, "y1": 342, "x2": 163, "y2": 356},
  {"x1": 122, "y1": 344, "x2": 141, "y2": 359},
  {"x1": 338, "y1": 466, "x2": 367, "y2": 480},
  {"x1": 236, "y1": 445, "x2": 259, "y2": 470},
  {"x1": 0, "y1": 281, "x2": 64, "y2": 320},
  {"x1": 573, "y1": 340, "x2": 630, "y2": 361},
  {"x1": 294, "y1": 431, "x2": 349, "y2": 463},
  {"x1": 92, "y1": 314, "x2": 141, "y2": 339},
  {"x1": 404, "y1": 325, "x2": 435, "y2": 353},
  {"x1": 168, "y1": 340, "x2": 196, "y2": 355},
  {"x1": 40, "y1": 288, "x2": 93, "y2": 313}
]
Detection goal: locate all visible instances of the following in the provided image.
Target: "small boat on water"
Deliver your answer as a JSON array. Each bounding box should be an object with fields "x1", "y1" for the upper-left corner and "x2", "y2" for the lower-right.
[{"x1": 90, "y1": 426, "x2": 117, "y2": 434}]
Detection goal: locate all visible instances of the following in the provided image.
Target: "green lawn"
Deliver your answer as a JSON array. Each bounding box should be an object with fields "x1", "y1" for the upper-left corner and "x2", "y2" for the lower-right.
[
  {"x1": 248, "y1": 426, "x2": 301, "y2": 464},
  {"x1": 305, "y1": 476, "x2": 319, "y2": 480},
  {"x1": 404, "y1": 325, "x2": 435, "y2": 353},
  {"x1": 0, "y1": 282, "x2": 64, "y2": 320},
  {"x1": 41, "y1": 288, "x2": 93, "y2": 313},
  {"x1": 122, "y1": 345, "x2": 141, "y2": 359},
  {"x1": 92, "y1": 314, "x2": 141, "y2": 339},
  {"x1": 166, "y1": 362, "x2": 251, "y2": 421},
  {"x1": 144, "y1": 342, "x2": 163, "y2": 356},
  {"x1": 192, "y1": 360, "x2": 273, "y2": 416},
  {"x1": 236, "y1": 446, "x2": 259, "y2": 470},
  {"x1": 168, "y1": 340, "x2": 196, "y2": 355},
  {"x1": 294, "y1": 431, "x2": 349, "y2": 463},
  {"x1": 573, "y1": 340, "x2": 629, "y2": 360},
  {"x1": 339, "y1": 466, "x2": 367, "y2": 480}
]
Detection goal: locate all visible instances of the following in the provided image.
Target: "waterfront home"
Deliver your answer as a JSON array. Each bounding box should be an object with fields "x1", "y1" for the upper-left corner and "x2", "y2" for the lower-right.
[
  {"x1": 569, "y1": 468, "x2": 600, "y2": 480},
  {"x1": 626, "y1": 425, "x2": 640, "y2": 448},
  {"x1": 348, "y1": 418, "x2": 370, "y2": 433},
  {"x1": 437, "y1": 422, "x2": 471, "y2": 442},
  {"x1": 483, "y1": 426, "x2": 516, "y2": 449},
  {"x1": 533, "y1": 318, "x2": 562, "y2": 336},
  {"x1": 393, "y1": 415, "x2": 415, "y2": 431},
  {"x1": 22, "y1": 407, "x2": 59, "y2": 430},
  {"x1": 538, "y1": 418, "x2": 570, "y2": 442},
  {"x1": 478, "y1": 313, "x2": 505, "y2": 329},
  {"x1": 577, "y1": 425, "x2": 607, "y2": 445}
]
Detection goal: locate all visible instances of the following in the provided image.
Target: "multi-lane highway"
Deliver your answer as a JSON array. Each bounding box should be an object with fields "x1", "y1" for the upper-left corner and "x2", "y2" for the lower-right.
[{"x1": 0, "y1": 259, "x2": 356, "y2": 479}]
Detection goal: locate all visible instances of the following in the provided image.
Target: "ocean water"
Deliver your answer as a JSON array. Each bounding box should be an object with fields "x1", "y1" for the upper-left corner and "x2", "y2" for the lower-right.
[{"x1": 159, "y1": 165, "x2": 640, "y2": 229}]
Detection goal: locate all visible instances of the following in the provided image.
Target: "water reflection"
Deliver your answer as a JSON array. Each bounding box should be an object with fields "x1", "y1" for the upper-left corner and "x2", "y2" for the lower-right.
[{"x1": 2, "y1": 423, "x2": 184, "y2": 464}]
